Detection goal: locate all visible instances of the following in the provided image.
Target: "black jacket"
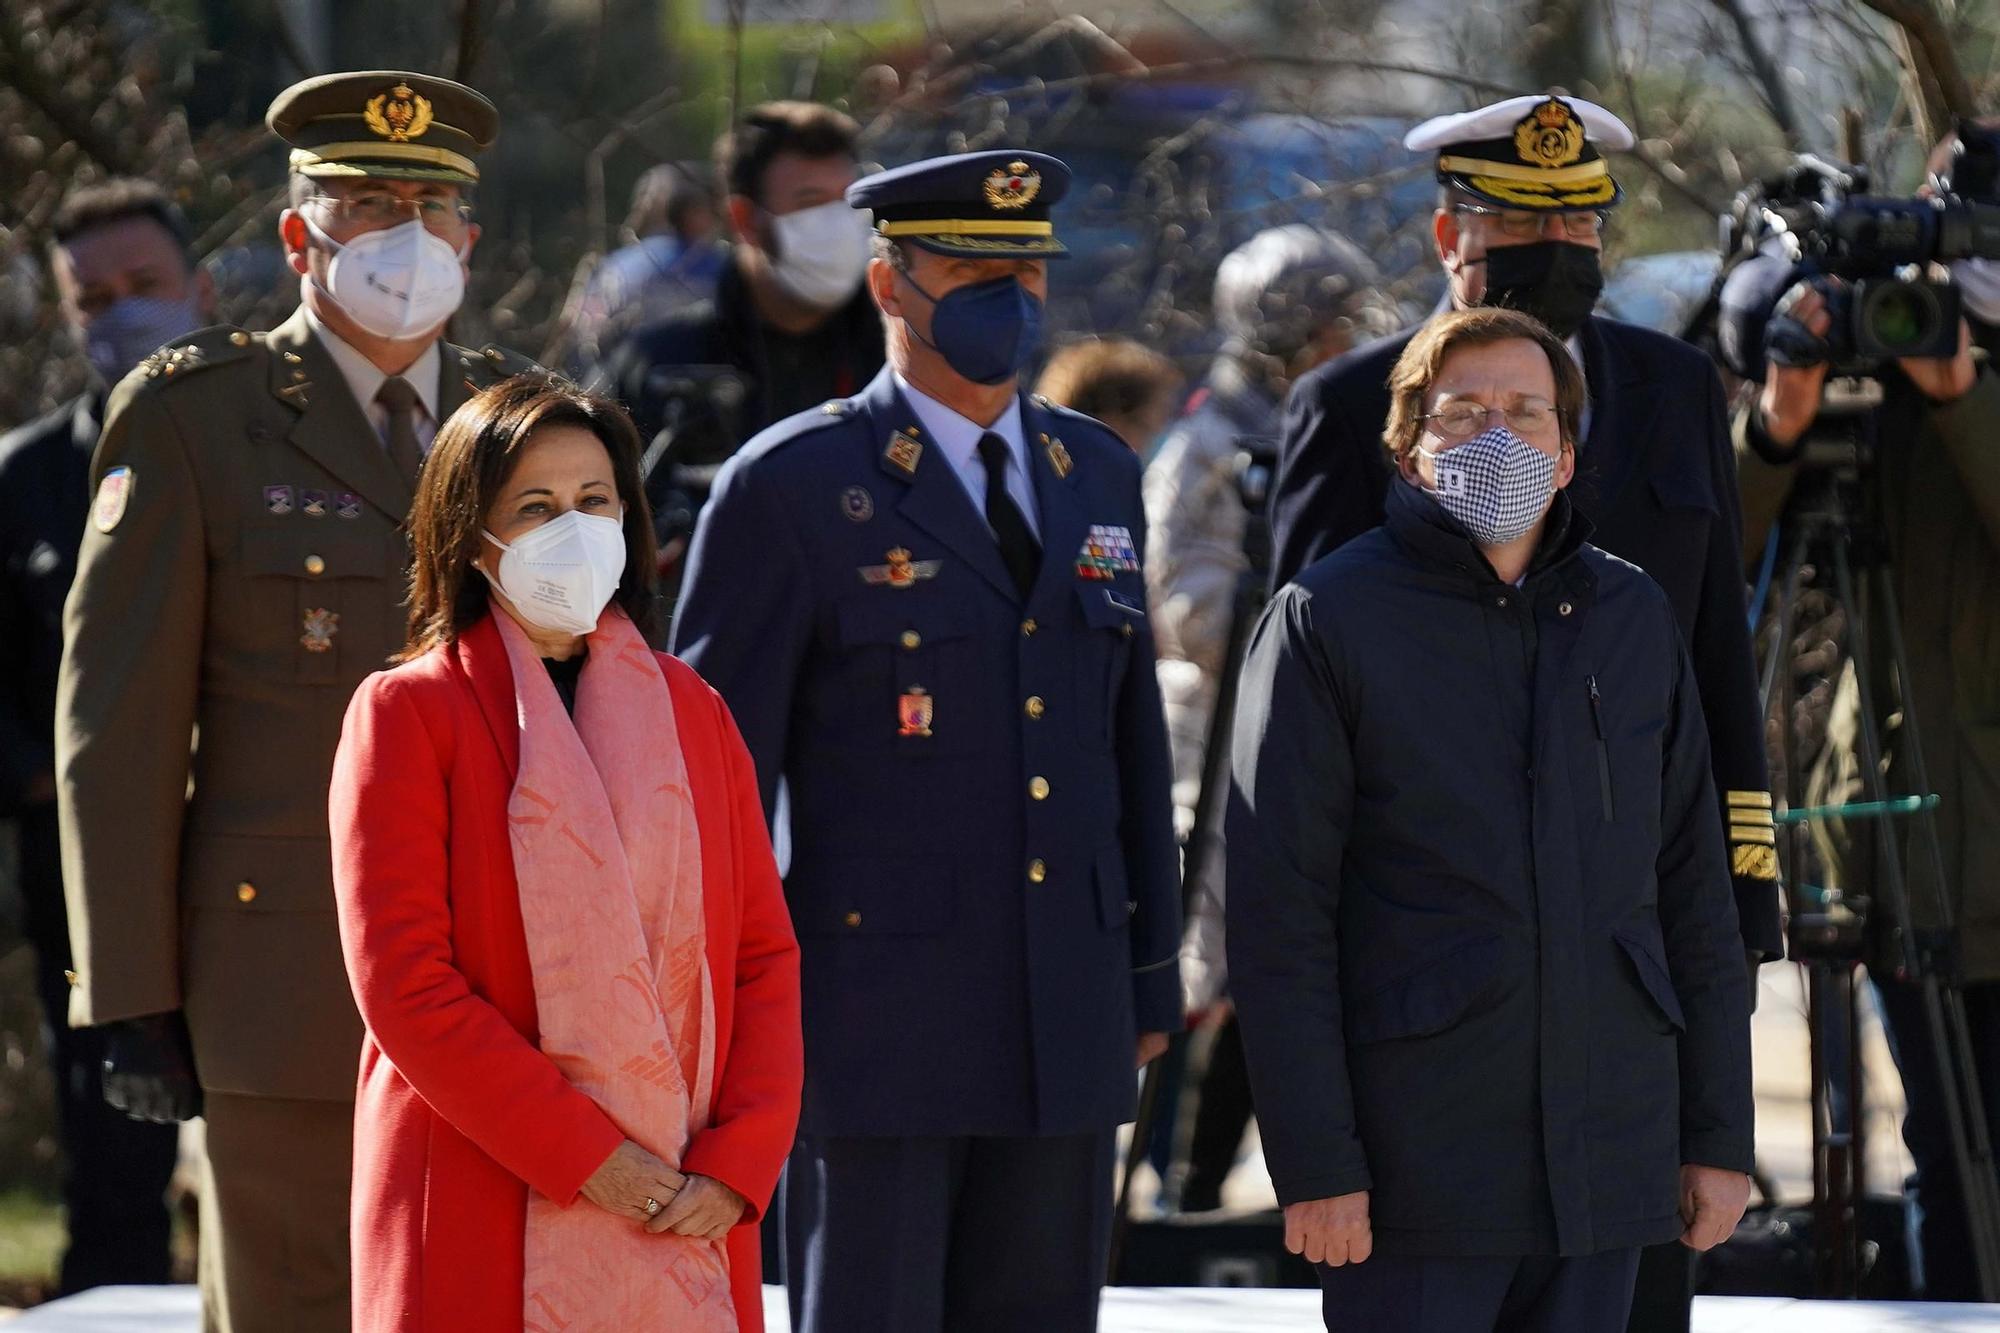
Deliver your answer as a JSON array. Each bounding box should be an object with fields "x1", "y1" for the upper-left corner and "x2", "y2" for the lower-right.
[
  {"x1": 0, "y1": 392, "x2": 96, "y2": 816},
  {"x1": 1227, "y1": 482, "x2": 1754, "y2": 1257},
  {"x1": 597, "y1": 256, "x2": 884, "y2": 549},
  {"x1": 1270, "y1": 314, "x2": 1783, "y2": 962}
]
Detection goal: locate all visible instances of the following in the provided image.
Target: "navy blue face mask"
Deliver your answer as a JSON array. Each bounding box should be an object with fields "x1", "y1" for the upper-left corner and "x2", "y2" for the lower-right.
[{"x1": 899, "y1": 272, "x2": 1045, "y2": 386}]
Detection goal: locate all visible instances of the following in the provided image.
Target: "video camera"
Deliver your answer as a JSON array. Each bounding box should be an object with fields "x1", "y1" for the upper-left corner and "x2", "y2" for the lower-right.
[{"x1": 1715, "y1": 128, "x2": 2000, "y2": 378}]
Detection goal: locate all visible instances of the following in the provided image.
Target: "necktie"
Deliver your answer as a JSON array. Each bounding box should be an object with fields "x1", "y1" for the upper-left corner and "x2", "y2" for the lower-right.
[
  {"x1": 977, "y1": 432, "x2": 1039, "y2": 599},
  {"x1": 376, "y1": 376, "x2": 424, "y2": 492}
]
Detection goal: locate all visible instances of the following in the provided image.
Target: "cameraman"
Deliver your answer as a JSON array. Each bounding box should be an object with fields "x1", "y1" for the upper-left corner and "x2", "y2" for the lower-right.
[{"x1": 1738, "y1": 123, "x2": 2000, "y2": 1301}]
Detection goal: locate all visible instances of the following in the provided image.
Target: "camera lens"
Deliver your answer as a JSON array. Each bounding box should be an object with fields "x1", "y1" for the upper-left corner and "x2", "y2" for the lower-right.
[{"x1": 1861, "y1": 281, "x2": 1942, "y2": 354}]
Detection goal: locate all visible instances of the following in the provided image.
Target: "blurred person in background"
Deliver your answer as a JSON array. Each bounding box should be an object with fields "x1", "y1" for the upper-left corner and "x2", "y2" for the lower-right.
[
  {"x1": 1143, "y1": 223, "x2": 1392, "y2": 1214},
  {"x1": 0, "y1": 176, "x2": 206, "y2": 1295},
  {"x1": 1268, "y1": 101, "x2": 1781, "y2": 1331},
  {"x1": 54, "y1": 72, "x2": 535, "y2": 1333},
  {"x1": 1033, "y1": 337, "x2": 1182, "y2": 455},
  {"x1": 564, "y1": 164, "x2": 726, "y2": 377},
  {"x1": 597, "y1": 103, "x2": 882, "y2": 581},
  {"x1": 329, "y1": 377, "x2": 800, "y2": 1331}
]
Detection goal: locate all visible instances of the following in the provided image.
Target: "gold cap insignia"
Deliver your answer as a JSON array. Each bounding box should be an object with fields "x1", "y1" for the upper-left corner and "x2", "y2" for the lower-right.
[
  {"x1": 364, "y1": 84, "x2": 435, "y2": 143},
  {"x1": 984, "y1": 162, "x2": 1042, "y2": 211},
  {"x1": 1515, "y1": 98, "x2": 1585, "y2": 170}
]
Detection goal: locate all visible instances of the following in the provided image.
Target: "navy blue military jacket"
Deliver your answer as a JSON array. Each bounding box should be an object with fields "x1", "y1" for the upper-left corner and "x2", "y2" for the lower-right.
[
  {"x1": 672, "y1": 365, "x2": 1183, "y2": 1138},
  {"x1": 1227, "y1": 483, "x2": 1754, "y2": 1258},
  {"x1": 1269, "y1": 315, "x2": 1783, "y2": 964}
]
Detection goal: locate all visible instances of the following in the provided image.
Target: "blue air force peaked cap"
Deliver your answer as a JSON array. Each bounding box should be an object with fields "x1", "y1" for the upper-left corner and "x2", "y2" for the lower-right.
[{"x1": 846, "y1": 150, "x2": 1071, "y2": 259}]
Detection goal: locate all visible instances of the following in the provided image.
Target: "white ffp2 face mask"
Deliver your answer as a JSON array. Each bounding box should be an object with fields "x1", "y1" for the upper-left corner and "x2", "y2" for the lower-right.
[
  {"x1": 304, "y1": 215, "x2": 467, "y2": 341},
  {"x1": 480, "y1": 508, "x2": 627, "y2": 636},
  {"x1": 766, "y1": 201, "x2": 872, "y2": 309}
]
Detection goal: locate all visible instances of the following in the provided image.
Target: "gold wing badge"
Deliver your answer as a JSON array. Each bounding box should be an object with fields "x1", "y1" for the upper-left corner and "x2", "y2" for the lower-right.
[
  {"x1": 364, "y1": 84, "x2": 435, "y2": 143},
  {"x1": 859, "y1": 547, "x2": 942, "y2": 588}
]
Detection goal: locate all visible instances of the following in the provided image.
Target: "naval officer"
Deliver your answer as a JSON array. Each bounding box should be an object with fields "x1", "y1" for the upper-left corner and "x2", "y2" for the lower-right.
[{"x1": 671, "y1": 149, "x2": 1182, "y2": 1332}]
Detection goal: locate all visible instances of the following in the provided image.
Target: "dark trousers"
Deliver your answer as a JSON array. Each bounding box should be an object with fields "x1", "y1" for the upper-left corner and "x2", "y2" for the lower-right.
[
  {"x1": 1319, "y1": 1248, "x2": 1642, "y2": 1333},
  {"x1": 783, "y1": 1129, "x2": 1115, "y2": 1333},
  {"x1": 1876, "y1": 976, "x2": 2000, "y2": 1300},
  {"x1": 1621, "y1": 1242, "x2": 1692, "y2": 1333},
  {"x1": 19, "y1": 812, "x2": 178, "y2": 1294},
  {"x1": 1180, "y1": 1012, "x2": 1253, "y2": 1212}
]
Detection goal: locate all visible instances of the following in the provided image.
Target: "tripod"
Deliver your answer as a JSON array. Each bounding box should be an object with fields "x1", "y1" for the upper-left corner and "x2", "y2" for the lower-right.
[{"x1": 1757, "y1": 416, "x2": 2000, "y2": 1300}]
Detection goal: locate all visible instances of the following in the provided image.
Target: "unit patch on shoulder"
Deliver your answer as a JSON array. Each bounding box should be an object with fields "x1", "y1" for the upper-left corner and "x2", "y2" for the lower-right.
[{"x1": 92, "y1": 467, "x2": 134, "y2": 533}]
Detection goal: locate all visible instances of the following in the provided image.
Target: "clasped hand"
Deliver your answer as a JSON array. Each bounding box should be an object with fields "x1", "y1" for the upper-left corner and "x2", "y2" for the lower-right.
[{"x1": 579, "y1": 1139, "x2": 748, "y2": 1241}]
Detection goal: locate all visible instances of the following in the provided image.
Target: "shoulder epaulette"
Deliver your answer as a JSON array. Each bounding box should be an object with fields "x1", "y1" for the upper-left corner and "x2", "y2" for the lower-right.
[
  {"x1": 452, "y1": 342, "x2": 543, "y2": 384},
  {"x1": 128, "y1": 325, "x2": 258, "y2": 389}
]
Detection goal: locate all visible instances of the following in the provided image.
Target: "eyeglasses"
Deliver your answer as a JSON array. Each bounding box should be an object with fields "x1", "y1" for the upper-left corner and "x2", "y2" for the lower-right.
[
  {"x1": 1422, "y1": 400, "x2": 1558, "y2": 438},
  {"x1": 306, "y1": 192, "x2": 474, "y2": 234},
  {"x1": 1456, "y1": 205, "x2": 1607, "y2": 241}
]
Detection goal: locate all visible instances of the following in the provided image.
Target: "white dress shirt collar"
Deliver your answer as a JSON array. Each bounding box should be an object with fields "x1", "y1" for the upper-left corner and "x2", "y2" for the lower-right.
[
  {"x1": 894, "y1": 371, "x2": 1039, "y2": 536},
  {"x1": 303, "y1": 305, "x2": 443, "y2": 432}
]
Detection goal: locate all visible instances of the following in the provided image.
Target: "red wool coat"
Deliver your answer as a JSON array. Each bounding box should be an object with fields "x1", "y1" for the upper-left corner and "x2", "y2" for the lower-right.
[{"x1": 329, "y1": 613, "x2": 802, "y2": 1331}]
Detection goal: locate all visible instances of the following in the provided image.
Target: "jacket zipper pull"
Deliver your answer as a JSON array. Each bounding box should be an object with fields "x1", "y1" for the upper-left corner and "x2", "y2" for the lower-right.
[{"x1": 1588, "y1": 675, "x2": 1613, "y2": 821}]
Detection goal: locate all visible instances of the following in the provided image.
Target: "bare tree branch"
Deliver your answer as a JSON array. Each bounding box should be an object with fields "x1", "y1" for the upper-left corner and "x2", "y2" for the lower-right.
[
  {"x1": 1856, "y1": 0, "x2": 1975, "y2": 122},
  {"x1": 0, "y1": 9, "x2": 139, "y2": 176},
  {"x1": 1709, "y1": 0, "x2": 1803, "y2": 146}
]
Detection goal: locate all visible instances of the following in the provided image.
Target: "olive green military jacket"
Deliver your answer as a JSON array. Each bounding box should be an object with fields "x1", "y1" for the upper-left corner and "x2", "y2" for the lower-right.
[
  {"x1": 56, "y1": 305, "x2": 535, "y2": 1101},
  {"x1": 1737, "y1": 361, "x2": 2000, "y2": 982}
]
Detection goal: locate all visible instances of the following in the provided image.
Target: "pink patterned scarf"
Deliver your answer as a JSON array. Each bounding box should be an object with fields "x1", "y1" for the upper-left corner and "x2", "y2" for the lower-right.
[{"x1": 494, "y1": 609, "x2": 734, "y2": 1329}]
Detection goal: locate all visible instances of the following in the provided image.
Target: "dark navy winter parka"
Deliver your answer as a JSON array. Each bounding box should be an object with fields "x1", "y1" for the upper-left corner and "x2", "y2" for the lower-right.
[{"x1": 1226, "y1": 479, "x2": 1753, "y2": 1258}]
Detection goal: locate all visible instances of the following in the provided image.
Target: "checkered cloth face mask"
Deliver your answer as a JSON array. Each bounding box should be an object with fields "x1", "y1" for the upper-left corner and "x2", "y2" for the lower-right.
[{"x1": 1419, "y1": 425, "x2": 1557, "y2": 545}]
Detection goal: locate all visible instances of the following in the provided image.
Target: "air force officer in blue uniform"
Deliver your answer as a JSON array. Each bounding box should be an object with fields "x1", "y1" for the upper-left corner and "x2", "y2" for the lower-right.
[{"x1": 671, "y1": 150, "x2": 1183, "y2": 1333}]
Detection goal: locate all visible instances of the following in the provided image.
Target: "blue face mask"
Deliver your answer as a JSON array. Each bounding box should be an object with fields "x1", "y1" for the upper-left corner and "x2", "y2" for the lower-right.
[
  {"x1": 900, "y1": 272, "x2": 1044, "y2": 386},
  {"x1": 82, "y1": 294, "x2": 204, "y2": 386}
]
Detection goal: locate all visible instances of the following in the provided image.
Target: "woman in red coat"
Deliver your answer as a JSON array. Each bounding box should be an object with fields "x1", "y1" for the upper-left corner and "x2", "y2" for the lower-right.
[{"x1": 329, "y1": 376, "x2": 801, "y2": 1331}]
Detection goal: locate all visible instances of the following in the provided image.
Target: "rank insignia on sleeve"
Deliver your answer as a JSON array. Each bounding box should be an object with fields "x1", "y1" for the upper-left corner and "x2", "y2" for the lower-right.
[
  {"x1": 1045, "y1": 439, "x2": 1073, "y2": 479},
  {"x1": 898, "y1": 687, "x2": 934, "y2": 738},
  {"x1": 1732, "y1": 843, "x2": 1779, "y2": 882},
  {"x1": 92, "y1": 467, "x2": 133, "y2": 533},
  {"x1": 841, "y1": 486, "x2": 875, "y2": 523},
  {"x1": 860, "y1": 547, "x2": 941, "y2": 588},
  {"x1": 301, "y1": 608, "x2": 340, "y2": 653},
  {"x1": 1074, "y1": 524, "x2": 1140, "y2": 581},
  {"x1": 884, "y1": 431, "x2": 923, "y2": 475},
  {"x1": 264, "y1": 485, "x2": 295, "y2": 516},
  {"x1": 301, "y1": 489, "x2": 329, "y2": 518}
]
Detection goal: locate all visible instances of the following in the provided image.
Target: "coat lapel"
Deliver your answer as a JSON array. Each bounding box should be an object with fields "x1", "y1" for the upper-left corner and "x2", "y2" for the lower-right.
[
  {"x1": 1573, "y1": 317, "x2": 1656, "y2": 520},
  {"x1": 456, "y1": 614, "x2": 521, "y2": 781},
  {"x1": 267, "y1": 308, "x2": 414, "y2": 521},
  {"x1": 1023, "y1": 397, "x2": 1090, "y2": 613},
  {"x1": 863, "y1": 371, "x2": 1020, "y2": 602}
]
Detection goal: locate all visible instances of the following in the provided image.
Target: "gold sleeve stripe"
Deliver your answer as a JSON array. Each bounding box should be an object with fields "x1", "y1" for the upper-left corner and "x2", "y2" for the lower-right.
[
  {"x1": 1726, "y1": 790, "x2": 1774, "y2": 809},
  {"x1": 1729, "y1": 824, "x2": 1777, "y2": 845}
]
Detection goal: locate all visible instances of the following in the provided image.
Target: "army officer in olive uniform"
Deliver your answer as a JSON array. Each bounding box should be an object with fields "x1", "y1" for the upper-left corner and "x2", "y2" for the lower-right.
[
  {"x1": 673, "y1": 150, "x2": 1183, "y2": 1332},
  {"x1": 56, "y1": 71, "x2": 534, "y2": 1333}
]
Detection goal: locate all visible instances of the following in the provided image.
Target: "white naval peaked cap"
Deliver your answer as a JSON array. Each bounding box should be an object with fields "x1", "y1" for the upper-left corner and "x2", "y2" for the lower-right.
[{"x1": 1405, "y1": 94, "x2": 1635, "y2": 212}]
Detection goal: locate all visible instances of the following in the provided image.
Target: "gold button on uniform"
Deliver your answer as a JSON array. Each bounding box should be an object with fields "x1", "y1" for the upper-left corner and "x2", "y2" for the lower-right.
[
  {"x1": 900, "y1": 630, "x2": 921, "y2": 650},
  {"x1": 1558, "y1": 601, "x2": 1573, "y2": 616},
  {"x1": 1029, "y1": 776, "x2": 1050, "y2": 800},
  {"x1": 63, "y1": 969, "x2": 79, "y2": 987},
  {"x1": 303, "y1": 554, "x2": 326, "y2": 577},
  {"x1": 1021, "y1": 619, "x2": 1037, "y2": 636},
  {"x1": 1027, "y1": 859, "x2": 1047, "y2": 884},
  {"x1": 236, "y1": 881, "x2": 258, "y2": 903},
  {"x1": 843, "y1": 910, "x2": 862, "y2": 928},
  {"x1": 1120, "y1": 623, "x2": 1134, "y2": 638},
  {"x1": 1024, "y1": 696, "x2": 1045, "y2": 719}
]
